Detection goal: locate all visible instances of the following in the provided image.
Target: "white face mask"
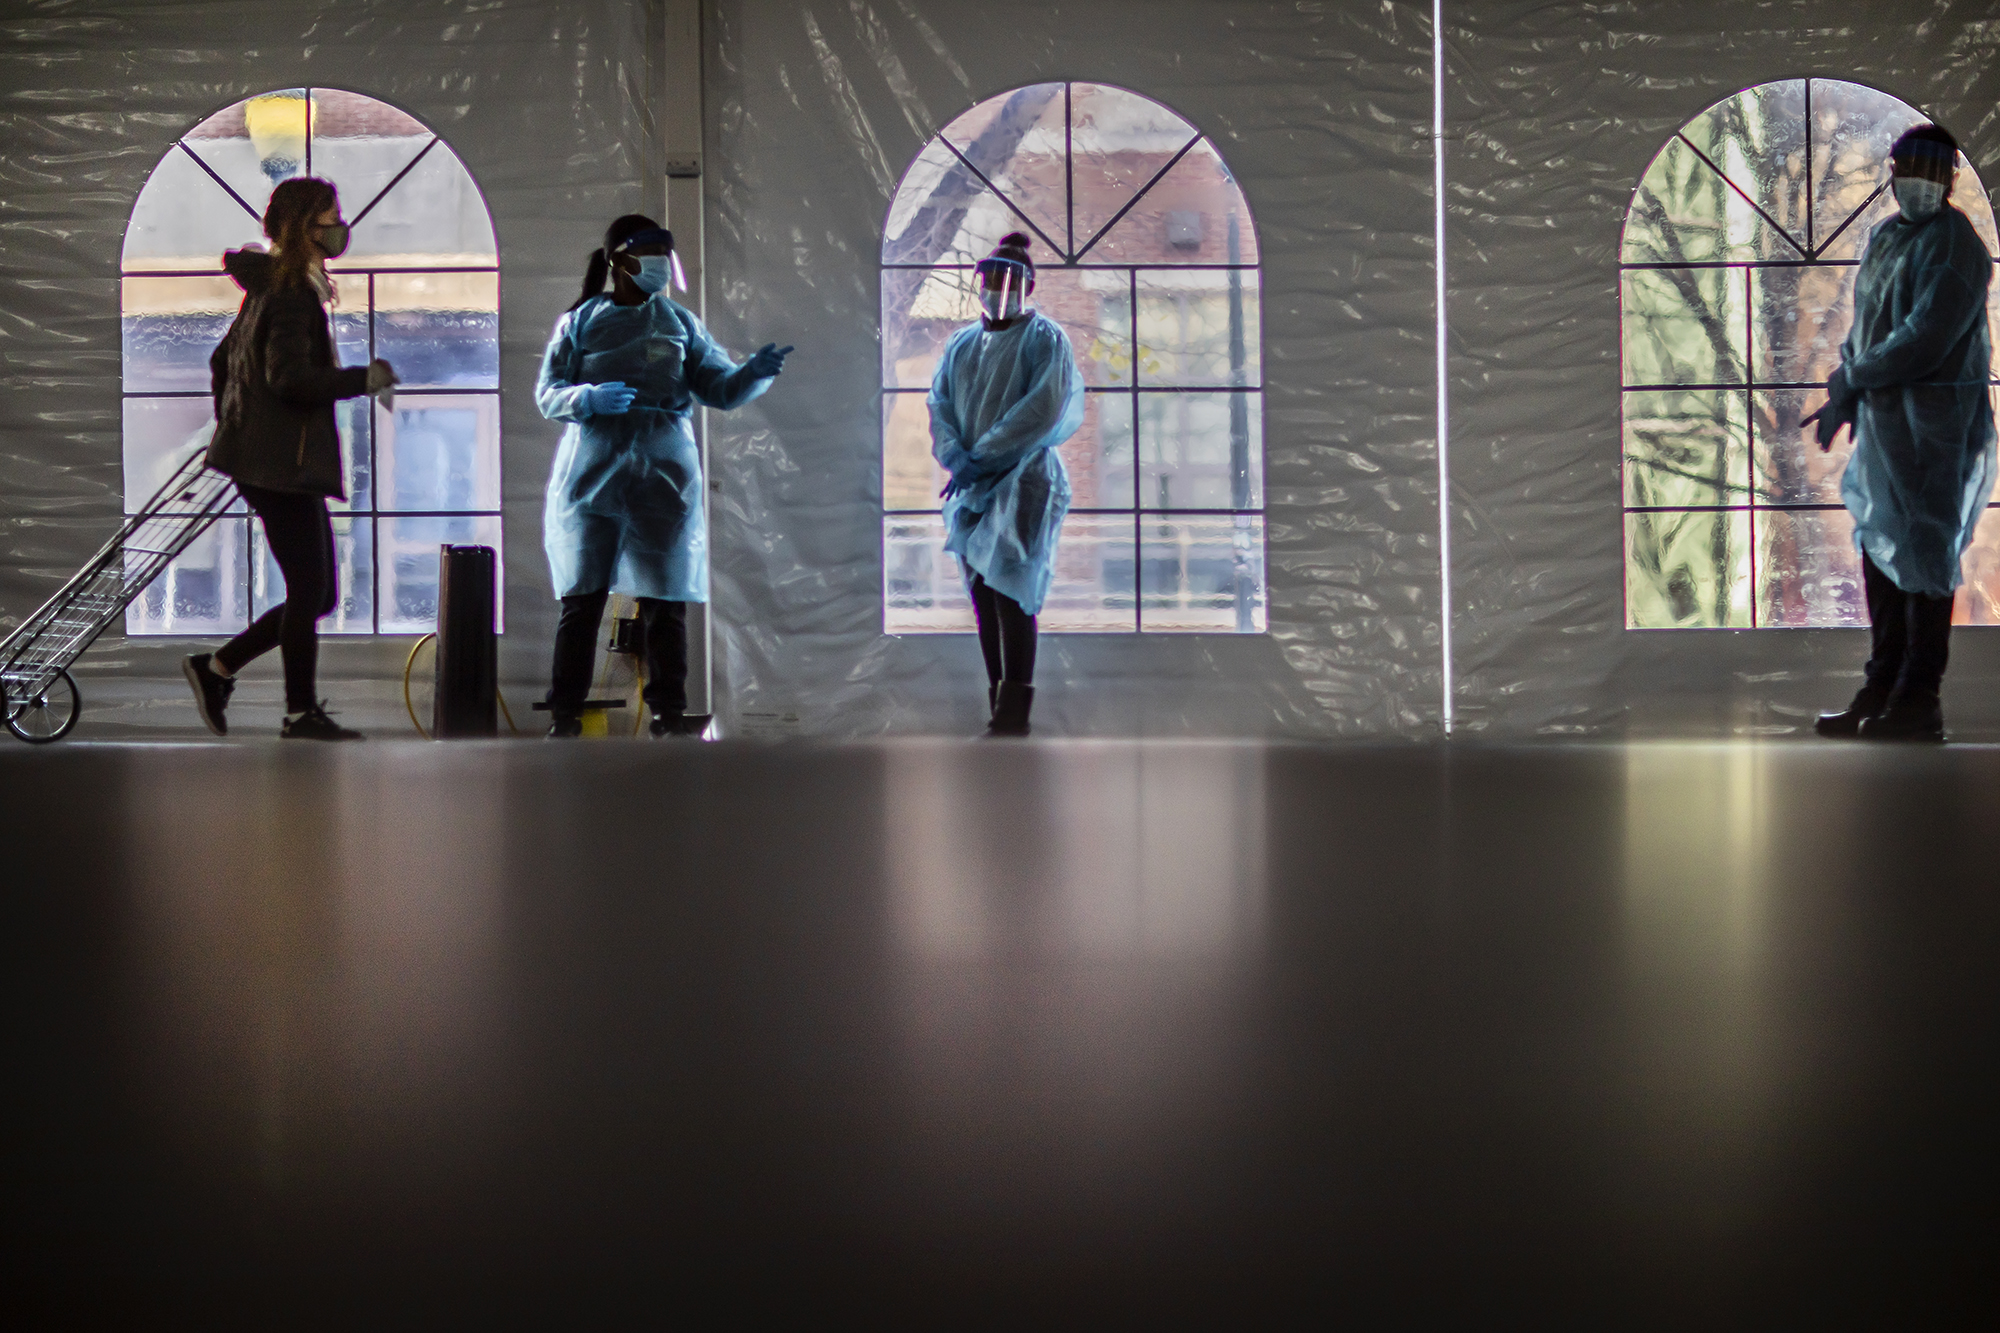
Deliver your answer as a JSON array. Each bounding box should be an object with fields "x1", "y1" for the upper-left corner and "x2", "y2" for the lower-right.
[{"x1": 1895, "y1": 177, "x2": 1946, "y2": 222}]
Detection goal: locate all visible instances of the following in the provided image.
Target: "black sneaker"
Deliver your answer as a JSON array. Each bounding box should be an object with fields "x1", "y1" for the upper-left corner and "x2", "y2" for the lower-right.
[
  {"x1": 545, "y1": 713, "x2": 583, "y2": 739},
  {"x1": 649, "y1": 711, "x2": 711, "y2": 739},
  {"x1": 280, "y1": 702, "x2": 364, "y2": 742},
  {"x1": 182, "y1": 653, "x2": 235, "y2": 737}
]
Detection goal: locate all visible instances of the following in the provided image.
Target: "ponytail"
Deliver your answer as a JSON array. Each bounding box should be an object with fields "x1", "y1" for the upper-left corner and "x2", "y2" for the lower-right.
[{"x1": 568, "y1": 247, "x2": 610, "y2": 312}]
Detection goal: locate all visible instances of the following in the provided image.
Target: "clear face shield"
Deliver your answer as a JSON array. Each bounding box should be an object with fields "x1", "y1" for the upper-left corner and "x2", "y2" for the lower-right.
[
  {"x1": 613, "y1": 228, "x2": 688, "y2": 295},
  {"x1": 975, "y1": 257, "x2": 1031, "y2": 322}
]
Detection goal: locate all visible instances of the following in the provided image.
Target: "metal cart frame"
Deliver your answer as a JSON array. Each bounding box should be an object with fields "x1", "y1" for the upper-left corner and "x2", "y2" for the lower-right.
[{"x1": 0, "y1": 449, "x2": 237, "y2": 743}]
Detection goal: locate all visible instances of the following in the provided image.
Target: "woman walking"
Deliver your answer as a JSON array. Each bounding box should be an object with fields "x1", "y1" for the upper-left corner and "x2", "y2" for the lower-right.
[{"x1": 182, "y1": 177, "x2": 396, "y2": 741}]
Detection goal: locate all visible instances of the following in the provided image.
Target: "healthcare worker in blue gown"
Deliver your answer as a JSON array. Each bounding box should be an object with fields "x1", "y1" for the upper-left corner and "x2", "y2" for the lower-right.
[
  {"x1": 537, "y1": 214, "x2": 791, "y2": 737},
  {"x1": 930, "y1": 231, "x2": 1085, "y2": 737},
  {"x1": 1808, "y1": 125, "x2": 1995, "y2": 742}
]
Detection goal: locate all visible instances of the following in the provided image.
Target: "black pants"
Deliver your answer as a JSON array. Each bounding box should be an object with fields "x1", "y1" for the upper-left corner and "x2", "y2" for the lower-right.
[
  {"x1": 970, "y1": 574, "x2": 1036, "y2": 686},
  {"x1": 549, "y1": 593, "x2": 688, "y2": 716},
  {"x1": 215, "y1": 483, "x2": 336, "y2": 713},
  {"x1": 1862, "y1": 552, "x2": 1954, "y2": 705}
]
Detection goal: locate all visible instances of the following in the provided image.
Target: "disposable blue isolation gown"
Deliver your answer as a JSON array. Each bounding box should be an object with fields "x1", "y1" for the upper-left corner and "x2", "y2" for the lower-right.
[
  {"x1": 537, "y1": 294, "x2": 774, "y2": 602},
  {"x1": 929, "y1": 312, "x2": 1085, "y2": 615},
  {"x1": 1836, "y1": 205, "x2": 1997, "y2": 597}
]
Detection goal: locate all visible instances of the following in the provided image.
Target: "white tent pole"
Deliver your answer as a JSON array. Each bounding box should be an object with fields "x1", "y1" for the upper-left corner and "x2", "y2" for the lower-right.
[{"x1": 1433, "y1": 0, "x2": 1455, "y2": 736}]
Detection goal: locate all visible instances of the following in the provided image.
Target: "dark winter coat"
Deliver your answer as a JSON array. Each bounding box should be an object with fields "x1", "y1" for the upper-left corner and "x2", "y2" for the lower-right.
[{"x1": 206, "y1": 248, "x2": 369, "y2": 498}]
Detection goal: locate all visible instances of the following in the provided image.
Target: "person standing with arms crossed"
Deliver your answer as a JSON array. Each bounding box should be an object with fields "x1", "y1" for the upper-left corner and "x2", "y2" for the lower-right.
[{"x1": 930, "y1": 232, "x2": 1085, "y2": 737}]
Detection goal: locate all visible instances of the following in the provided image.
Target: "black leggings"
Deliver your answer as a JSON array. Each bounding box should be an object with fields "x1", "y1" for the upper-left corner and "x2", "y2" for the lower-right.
[
  {"x1": 549, "y1": 593, "x2": 689, "y2": 716},
  {"x1": 970, "y1": 574, "x2": 1036, "y2": 686},
  {"x1": 1862, "y1": 552, "x2": 1954, "y2": 704},
  {"x1": 215, "y1": 483, "x2": 336, "y2": 713}
]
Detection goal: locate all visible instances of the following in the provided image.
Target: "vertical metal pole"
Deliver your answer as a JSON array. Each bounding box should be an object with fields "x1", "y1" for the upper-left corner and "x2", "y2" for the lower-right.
[
  {"x1": 1227, "y1": 211, "x2": 1252, "y2": 631},
  {"x1": 662, "y1": 0, "x2": 710, "y2": 716},
  {"x1": 1433, "y1": 0, "x2": 1455, "y2": 734}
]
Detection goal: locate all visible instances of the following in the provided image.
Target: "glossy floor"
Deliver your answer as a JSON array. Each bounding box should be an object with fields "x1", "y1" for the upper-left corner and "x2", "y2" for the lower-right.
[{"x1": 4, "y1": 738, "x2": 1997, "y2": 1321}]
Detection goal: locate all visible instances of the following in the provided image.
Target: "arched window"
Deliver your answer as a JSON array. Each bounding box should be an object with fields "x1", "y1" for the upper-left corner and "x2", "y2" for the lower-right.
[
  {"x1": 121, "y1": 88, "x2": 500, "y2": 637},
  {"x1": 1620, "y1": 79, "x2": 2000, "y2": 629},
  {"x1": 880, "y1": 83, "x2": 1264, "y2": 634}
]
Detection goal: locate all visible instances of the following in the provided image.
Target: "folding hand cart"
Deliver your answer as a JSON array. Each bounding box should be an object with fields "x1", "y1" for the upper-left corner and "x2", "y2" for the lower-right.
[{"x1": 0, "y1": 447, "x2": 237, "y2": 743}]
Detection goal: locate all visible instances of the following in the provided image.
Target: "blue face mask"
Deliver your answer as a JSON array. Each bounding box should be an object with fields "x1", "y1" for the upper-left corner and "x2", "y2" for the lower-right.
[
  {"x1": 1894, "y1": 177, "x2": 1946, "y2": 222},
  {"x1": 630, "y1": 255, "x2": 673, "y2": 295}
]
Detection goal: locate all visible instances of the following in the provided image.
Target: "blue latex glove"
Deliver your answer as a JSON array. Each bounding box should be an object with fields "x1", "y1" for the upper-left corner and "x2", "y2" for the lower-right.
[
  {"x1": 584, "y1": 381, "x2": 638, "y2": 416},
  {"x1": 745, "y1": 343, "x2": 794, "y2": 378},
  {"x1": 939, "y1": 476, "x2": 962, "y2": 501}
]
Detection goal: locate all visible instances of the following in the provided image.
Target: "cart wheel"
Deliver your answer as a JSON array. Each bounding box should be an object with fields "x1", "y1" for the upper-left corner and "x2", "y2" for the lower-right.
[{"x1": 6, "y1": 669, "x2": 80, "y2": 744}]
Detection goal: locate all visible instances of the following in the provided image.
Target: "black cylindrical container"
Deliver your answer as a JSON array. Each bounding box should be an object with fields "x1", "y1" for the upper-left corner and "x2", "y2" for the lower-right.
[{"x1": 433, "y1": 544, "x2": 498, "y2": 738}]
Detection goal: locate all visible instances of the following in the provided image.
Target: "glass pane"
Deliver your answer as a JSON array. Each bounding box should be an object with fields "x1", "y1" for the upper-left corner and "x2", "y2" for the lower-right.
[
  {"x1": 332, "y1": 396, "x2": 372, "y2": 514},
  {"x1": 882, "y1": 513, "x2": 1138, "y2": 633},
  {"x1": 338, "y1": 139, "x2": 495, "y2": 266},
  {"x1": 123, "y1": 397, "x2": 218, "y2": 513},
  {"x1": 1625, "y1": 509, "x2": 1752, "y2": 628},
  {"x1": 253, "y1": 514, "x2": 375, "y2": 634},
  {"x1": 1043, "y1": 512, "x2": 1137, "y2": 632},
  {"x1": 180, "y1": 90, "x2": 308, "y2": 222},
  {"x1": 121, "y1": 145, "x2": 264, "y2": 272},
  {"x1": 1139, "y1": 514, "x2": 1265, "y2": 633},
  {"x1": 882, "y1": 392, "x2": 946, "y2": 511},
  {"x1": 1955, "y1": 507, "x2": 2000, "y2": 625},
  {"x1": 1138, "y1": 390, "x2": 1261, "y2": 510},
  {"x1": 936, "y1": 83, "x2": 1070, "y2": 257},
  {"x1": 884, "y1": 514, "x2": 974, "y2": 633},
  {"x1": 1622, "y1": 389, "x2": 1749, "y2": 508},
  {"x1": 377, "y1": 514, "x2": 503, "y2": 634},
  {"x1": 1753, "y1": 388, "x2": 1852, "y2": 505},
  {"x1": 883, "y1": 136, "x2": 1039, "y2": 268},
  {"x1": 1757, "y1": 508, "x2": 1863, "y2": 628},
  {"x1": 1137, "y1": 269, "x2": 1259, "y2": 387},
  {"x1": 1620, "y1": 267, "x2": 1745, "y2": 386},
  {"x1": 1065, "y1": 391, "x2": 1133, "y2": 512},
  {"x1": 375, "y1": 395, "x2": 501, "y2": 512},
  {"x1": 308, "y1": 89, "x2": 434, "y2": 221},
  {"x1": 1069, "y1": 83, "x2": 1203, "y2": 259},
  {"x1": 1622, "y1": 135, "x2": 1800, "y2": 265},
  {"x1": 1081, "y1": 139, "x2": 1258, "y2": 266},
  {"x1": 332, "y1": 297, "x2": 371, "y2": 376},
  {"x1": 1681, "y1": 81, "x2": 1810, "y2": 258},
  {"x1": 1809, "y1": 80, "x2": 1927, "y2": 261},
  {"x1": 1751, "y1": 263, "x2": 1855, "y2": 385},
  {"x1": 124, "y1": 516, "x2": 250, "y2": 636},
  {"x1": 121, "y1": 275, "x2": 241, "y2": 392},
  {"x1": 373, "y1": 271, "x2": 500, "y2": 388},
  {"x1": 883, "y1": 267, "x2": 1133, "y2": 390}
]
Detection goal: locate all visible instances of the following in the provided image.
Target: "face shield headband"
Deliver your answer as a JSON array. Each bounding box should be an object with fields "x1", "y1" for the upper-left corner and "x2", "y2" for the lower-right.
[
  {"x1": 975, "y1": 257, "x2": 1031, "y2": 322},
  {"x1": 612, "y1": 228, "x2": 687, "y2": 293}
]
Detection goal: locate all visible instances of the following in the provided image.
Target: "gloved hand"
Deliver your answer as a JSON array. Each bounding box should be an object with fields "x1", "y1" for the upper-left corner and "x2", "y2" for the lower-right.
[
  {"x1": 745, "y1": 343, "x2": 794, "y2": 378},
  {"x1": 1801, "y1": 367, "x2": 1856, "y2": 453},
  {"x1": 584, "y1": 381, "x2": 638, "y2": 416},
  {"x1": 939, "y1": 476, "x2": 962, "y2": 502},
  {"x1": 365, "y1": 359, "x2": 399, "y2": 394}
]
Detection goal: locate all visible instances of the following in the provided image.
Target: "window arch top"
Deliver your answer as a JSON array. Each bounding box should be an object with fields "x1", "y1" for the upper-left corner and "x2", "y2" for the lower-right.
[{"x1": 883, "y1": 82, "x2": 1258, "y2": 269}]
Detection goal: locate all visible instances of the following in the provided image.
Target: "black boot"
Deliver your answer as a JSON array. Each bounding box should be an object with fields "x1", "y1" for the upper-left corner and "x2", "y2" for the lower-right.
[
  {"x1": 1858, "y1": 695, "x2": 1945, "y2": 743},
  {"x1": 650, "y1": 711, "x2": 712, "y2": 739},
  {"x1": 545, "y1": 710, "x2": 583, "y2": 739},
  {"x1": 987, "y1": 682, "x2": 998, "y2": 719},
  {"x1": 1815, "y1": 685, "x2": 1887, "y2": 738},
  {"x1": 986, "y1": 681, "x2": 1034, "y2": 737}
]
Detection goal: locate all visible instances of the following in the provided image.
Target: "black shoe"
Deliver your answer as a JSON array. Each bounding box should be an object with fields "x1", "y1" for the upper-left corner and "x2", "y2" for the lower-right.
[
  {"x1": 280, "y1": 702, "x2": 364, "y2": 741},
  {"x1": 1858, "y1": 698, "x2": 1945, "y2": 743},
  {"x1": 183, "y1": 654, "x2": 235, "y2": 737},
  {"x1": 649, "y1": 711, "x2": 711, "y2": 739},
  {"x1": 988, "y1": 682, "x2": 998, "y2": 718},
  {"x1": 985, "y1": 681, "x2": 1034, "y2": 737},
  {"x1": 545, "y1": 713, "x2": 583, "y2": 739},
  {"x1": 1814, "y1": 688, "x2": 1886, "y2": 738}
]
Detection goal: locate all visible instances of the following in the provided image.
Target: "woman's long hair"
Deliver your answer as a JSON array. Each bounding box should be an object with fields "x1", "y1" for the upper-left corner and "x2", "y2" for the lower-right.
[
  {"x1": 568, "y1": 213, "x2": 665, "y2": 311},
  {"x1": 263, "y1": 177, "x2": 341, "y2": 295}
]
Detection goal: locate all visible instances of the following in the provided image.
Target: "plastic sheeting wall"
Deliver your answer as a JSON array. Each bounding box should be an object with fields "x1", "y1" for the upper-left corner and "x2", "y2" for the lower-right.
[
  {"x1": 703, "y1": 1, "x2": 1439, "y2": 738},
  {"x1": 1445, "y1": 3, "x2": 2000, "y2": 736},
  {"x1": 0, "y1": 0, "x2": 666, "y2": 732},
  {"x1": 10, "y1": 1, "x2": 2000, "y2": 740}
]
